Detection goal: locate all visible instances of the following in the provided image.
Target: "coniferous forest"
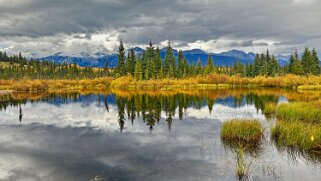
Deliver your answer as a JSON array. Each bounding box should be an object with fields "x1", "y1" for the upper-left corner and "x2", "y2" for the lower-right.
[{"x1": 113, "y1": 40, "x2": 320, "y2": 80}]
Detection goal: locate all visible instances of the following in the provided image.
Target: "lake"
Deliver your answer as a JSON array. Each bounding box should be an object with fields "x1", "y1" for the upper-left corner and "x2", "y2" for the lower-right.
[{"x1": 0, "y1": 88, "x2": 321, "y2": 181}]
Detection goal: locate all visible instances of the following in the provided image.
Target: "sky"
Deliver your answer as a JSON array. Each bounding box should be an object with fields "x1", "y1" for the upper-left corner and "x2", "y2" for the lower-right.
[{"x1": 0, "y1": 0, "x2": 320, "y2": 57}]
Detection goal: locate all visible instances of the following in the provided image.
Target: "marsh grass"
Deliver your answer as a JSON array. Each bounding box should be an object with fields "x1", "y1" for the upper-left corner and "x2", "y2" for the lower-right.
[
  {"x1": 263, "y1": 102, "x2": 277, "y2": 120},
  {"x1": 109, "y1": 74, "x2": 321, "y2": 90},
  {"x1": 235, "y1": 148, "x2": 253, "y2": 180},
  {"x1": 271, "y1": 120, "x2": 321, "y2": 153},
  {"x1": 298, "y1": 85, "x2": 321, "y2": 90},
  {"x1": 276, "y1": 102, "x2": 321, "y2": 124},
  {"x1": 221, "y1": 119, "x2": 264, "y2": 153},
  {"x1": 0, "y1": 78, "x2": 113, "y2": 91}
]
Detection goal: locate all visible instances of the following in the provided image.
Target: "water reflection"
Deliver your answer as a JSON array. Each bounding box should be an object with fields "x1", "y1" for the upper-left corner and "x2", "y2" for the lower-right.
[
  {"x1": 0, "y1": 89, "x2": 321, "y2": 180},
  {"x1": 19, "y1": 103, "x2": 23, "y2": 122}
]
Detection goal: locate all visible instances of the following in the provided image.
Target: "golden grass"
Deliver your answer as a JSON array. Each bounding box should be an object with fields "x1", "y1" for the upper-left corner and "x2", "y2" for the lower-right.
[
  {"x1": 221, "y1": 119, "x2": 263, "y2": 151},
  {"x1": 272, "y1": 100, "x2": 321, "y2": 159},
  {"x1": 276, "y1": 101, "x2": 321, "y2": 124},
  {"x1": 109, "y1": 74, "x2": 321, "y2": 90},
  {"x1": 263, "y1": 102, "x2": 277, "y2": 120},
  {"x1": 0, "y1": 77, "x2": 113, "y2": 91},
  {"x1": 271, "y1": 120, "x2": 321, "y2": 152},
  {"x1": 1, "y1": 73, "x2": 321, "y2": 92}
]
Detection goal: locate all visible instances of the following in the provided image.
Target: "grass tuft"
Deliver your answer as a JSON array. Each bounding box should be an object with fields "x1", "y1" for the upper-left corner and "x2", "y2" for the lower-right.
[
  {"x1": 235, "y1": 148, "x2": 253, "y2": 180},
  {"x1": 271, "y1": 120, "x2": 321, "y2": 152},
  {"x1": 263, "y1": 102, "x2": 277, "y2": 120},
  {"x1": 221, "y1": 119, "x2": 263, "y2": 152},
  {"x1": 276, "y1": 101, "x2": 321, "y2": 124}
]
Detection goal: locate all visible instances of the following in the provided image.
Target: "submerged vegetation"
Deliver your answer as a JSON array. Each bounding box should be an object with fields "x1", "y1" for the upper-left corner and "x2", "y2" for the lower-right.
[
  {"x1": 220, "y1": 120, "x2": 261, "y2": 179},
  {"x1": 235, "y1": 148, "x2": 253, "y2": 180}
]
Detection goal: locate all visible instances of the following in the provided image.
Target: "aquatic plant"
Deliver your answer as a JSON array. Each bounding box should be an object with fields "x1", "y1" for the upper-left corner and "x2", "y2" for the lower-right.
[
  {"x1": 235, "y1": 148, "x2": 252, "y2": 180},
  {"x1": 263, "y1": 102, "x2": 277, "y2": 120},
  {"x1": 220, "y1": 119, "x2": 263, "y2": 152},
  {"x1": 271, "y1": 120, "x2": 321, "y2": 152},
  {"x1": 276, "y1": 101, "x2": 321, "y2": 124}
]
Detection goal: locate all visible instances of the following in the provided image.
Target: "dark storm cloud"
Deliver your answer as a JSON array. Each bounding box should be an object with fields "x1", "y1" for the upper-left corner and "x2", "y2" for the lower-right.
[{"x1": 0, "y1": 0, "x2": 320, "y2": 55}]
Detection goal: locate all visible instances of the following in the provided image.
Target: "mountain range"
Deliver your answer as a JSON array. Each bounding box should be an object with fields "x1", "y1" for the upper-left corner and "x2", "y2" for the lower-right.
[{"x1": 37, "y1": 47, "x2": 290, "y2": 68}]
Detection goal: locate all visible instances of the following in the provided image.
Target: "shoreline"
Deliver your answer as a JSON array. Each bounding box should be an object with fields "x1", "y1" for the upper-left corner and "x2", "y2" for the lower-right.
[{"x1": 0, "y1": 74, "x2": 321, "y2": 92}]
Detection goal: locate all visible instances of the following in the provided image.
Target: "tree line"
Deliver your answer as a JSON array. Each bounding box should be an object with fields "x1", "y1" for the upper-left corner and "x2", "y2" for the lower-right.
[
  {"x1": 0, "y1": 51, "x2": 110, "y2": 79},
  {"x1": 114, "y1": 40, "x2": 320, "y2": 79}
]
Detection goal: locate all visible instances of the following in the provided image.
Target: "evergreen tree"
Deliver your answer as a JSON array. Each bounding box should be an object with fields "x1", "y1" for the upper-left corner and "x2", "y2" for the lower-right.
[
  {"x1": 301, "y1": 47, "x2": 313, "y2": 75},
  {"x1": 311, "y1": 48, "x2": 320, "y2": 75},
  {"x1": 141, "y1": 50, "x2": 147, "y2": 78},
  {"x1": 164, "y1": 41, "x2": 175, "y2": 75},
  {"x1": 125, "y1": 51, "x2": 131, "y2": 75},
  {"x1": 205, "y1": 54, "x2": 214, "y2": 74},
  {"x1": 292, "y1": 58, "x2": 304, "y2": 75},
  {"x1": 235, "y1": 60, "x2": 244, "y2": 75},
  {"x1": 196, "y1": 58, "x2": 202, "y2": 75},
  {"x1": 134, "y1": 59, "x2": 143, "y2": 80},
  {"x1": 177, "y1": 50, "x2": 184, "y2": 78},
  {"x1": 129, "y1": 48, "x2": 136, "y2": 75},
  {"x1": 253, "y1": 54, "x2": 261, "y2": 76},
  {"x1": 168, "y1": 64, "x2": 174, "y2": 78},
  {"x1": 155, "y1": 47, "x2": 162, "y2": 77},
  {"x1": 288, "y1": 53, "x2": 295, "y2": 74},
  {"x1": 183, "y1": 57, "x2": 188, "y2": 78},
  {"x1": 115, "y1": 40, "x2": 126, "y2": 77},
  {"x1": 269, "y1": 55, "x2": 279, "y2": 77}
]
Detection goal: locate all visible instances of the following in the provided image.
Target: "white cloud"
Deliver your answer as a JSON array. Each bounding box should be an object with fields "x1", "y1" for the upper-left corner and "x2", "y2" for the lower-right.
[{"x1": 0, "y1": 0, "x2": 321, "y2": 56}]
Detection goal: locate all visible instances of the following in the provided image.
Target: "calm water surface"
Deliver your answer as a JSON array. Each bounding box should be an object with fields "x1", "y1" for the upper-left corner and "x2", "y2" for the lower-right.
[{"x1": 0, "y1": 89, "x2": 321, "y2": 181}]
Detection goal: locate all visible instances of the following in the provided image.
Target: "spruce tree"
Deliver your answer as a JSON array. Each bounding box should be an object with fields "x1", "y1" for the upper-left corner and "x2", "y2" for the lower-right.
[
  {"x1": 288, "y1": 53, "x2": 295, "y2": 74},
  {"x1": 125, "y1": 51, "x2": 131, "y2": 75},
  {"x1": 116, "y1": 40, "x2": 126, "y2": 77},
  {"x1": 164, "y1": 41, "x2": 175, "y2": 75},
  {"x1": 134, "y1": 59, "x2": 143, "y2": 80},
  {"x1": 301, "y1": 47, "x2": 313, "y2": 75},
  {"x1": 155, "y1": 47, "x2": 162, "y2": 77},
  {"x1": 183, "y1": 57, "x2": 188, "y2": 78},
  {"x1": 311, "y1": 48, "x2": 320, "y2": 75},
  {"x1": 196, "y1": 58, "x2": 202, "y2": 75},
  {"x1": 177, "y1": 50, "x2": 184, "y2": 78},
  {"x1": 205, "y1": 54, "x2": 214, "y2": 74},
  {"x1": 129, "y1": 48, "x2": 136, "y2": 75},
  {"x1": 253, "y1": 54, "x2": 261, "y2": 76}
]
